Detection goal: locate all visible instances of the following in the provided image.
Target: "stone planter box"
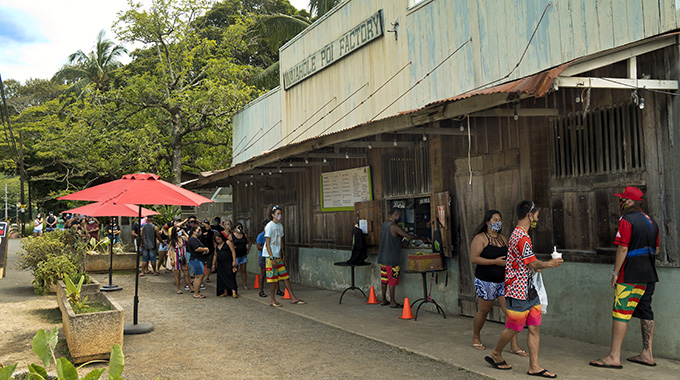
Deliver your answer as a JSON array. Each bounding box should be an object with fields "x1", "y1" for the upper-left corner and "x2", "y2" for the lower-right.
[
  {"x1": 60, "y1": 291, "x2": 124, "y2": 364},
  {"x1": 56, "y1": 279, "x2": 101, "y2": 314},
  {"x1": 84, "y1": 252, "x2": 138, "y2": 272}
]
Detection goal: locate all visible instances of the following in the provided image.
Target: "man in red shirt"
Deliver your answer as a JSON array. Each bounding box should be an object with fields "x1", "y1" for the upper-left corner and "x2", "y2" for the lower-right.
[
  {"x1": 85, "y1": 217, "x2": 100, "y2": 241},
  {"x1": 590, "y1": 187, "x2": 659, "y2": 369},
  {"x1": 485, "y1": 201, "x2": 563, "y2": 378}
]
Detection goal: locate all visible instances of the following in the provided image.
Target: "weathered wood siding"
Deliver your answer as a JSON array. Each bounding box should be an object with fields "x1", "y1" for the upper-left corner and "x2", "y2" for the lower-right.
[
  {"x1": 232, "y1": 88, "x2": 282, "y2": 165},
  {"x1": 228, "y1": 0, "x2": 680, "y2": 164}
]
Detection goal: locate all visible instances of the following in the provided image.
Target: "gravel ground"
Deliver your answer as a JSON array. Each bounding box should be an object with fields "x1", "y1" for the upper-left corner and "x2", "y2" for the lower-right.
[{"x1": 1, "y1": 240, "x2": 487, "y2": 380}]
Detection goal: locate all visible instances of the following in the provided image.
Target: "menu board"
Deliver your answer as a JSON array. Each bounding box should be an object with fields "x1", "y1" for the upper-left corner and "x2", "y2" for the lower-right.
[{"x1": 321, "y1": 166, "x2": 373, "y2": 211}]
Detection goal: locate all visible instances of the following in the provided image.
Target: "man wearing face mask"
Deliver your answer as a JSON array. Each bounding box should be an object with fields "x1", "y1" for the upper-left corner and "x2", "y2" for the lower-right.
[
  {"x1": 377, "y1": 207, "x2": 416, "y2": 308},
  {"x1": 485, "y1": 201, "x2": 563, "y2": 378},
  {"x1": 590, "y1": 187, "x2": 659, "y2": 369}
]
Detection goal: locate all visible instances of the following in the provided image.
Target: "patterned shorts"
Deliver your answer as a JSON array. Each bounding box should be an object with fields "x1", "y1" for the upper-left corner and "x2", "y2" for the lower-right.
[
  {"x1": 474, "y1": 277, "x2": 505, "y2": 301},
  {"x1": 505, "y1": 296, "x2": 541, "y2": 331},
  {"x1": 380, "y1": 265, "x2": 400, "y2": 286},
  {"x1": 612, "y1": 283, "x2": 650, "y2": 322},
  {"x1": 266, "y1": 257, "x2": 289, "y2": 283}
]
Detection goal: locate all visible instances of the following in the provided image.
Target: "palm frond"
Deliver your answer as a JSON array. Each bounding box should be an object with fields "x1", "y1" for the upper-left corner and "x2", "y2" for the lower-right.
[
  {"x1": 248, "y1": 62, "x2": 280, "y2": 90},
  {"x1": 256, "y1": 14, "x2": 310, "y2": 51}
]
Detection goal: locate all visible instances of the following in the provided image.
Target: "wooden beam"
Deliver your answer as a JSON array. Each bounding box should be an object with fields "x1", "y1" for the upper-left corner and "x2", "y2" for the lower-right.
[
  {"x1": 397, "y1": 127, "x2": 470, "y2": 136},
  {"x1": 306, "y1": 152, "x2": 367, "y2": 159},
  {"x1": 470, "y1": 108, "x2": 559, "y2": 117},
  {"x1": 335, "y1": 141, "x2": 416, "y2": 148},
  {"x1": 555, "y1": 77, "x2": 679, "y2": 90},
  {"x1": 560, "y1": 35, "x2": 677, "y2": 77}
]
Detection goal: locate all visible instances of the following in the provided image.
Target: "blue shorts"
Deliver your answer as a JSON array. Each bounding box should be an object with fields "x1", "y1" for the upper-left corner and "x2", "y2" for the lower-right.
[
  {"x1": 258, "y1": 256, "x2": 266, "y2": 268},
  {"x1": 188, "y1": 259, "x2": 205, "y2": 276},
  {"x1": 236, "y1": 256, "x2": 247, "y2": 265},
  {"x1": 142, "y1": 248, "x2": 157, "y2": 263},
  {"x1": 158, "y1": 243, "x2": 168, "y2": 251},
  {"x1": 474, "y1": 277, "x2": 505, "y2": 301}
]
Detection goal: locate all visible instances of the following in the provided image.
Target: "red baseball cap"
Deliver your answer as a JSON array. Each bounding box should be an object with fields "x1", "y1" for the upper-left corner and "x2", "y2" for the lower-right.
[{"x1": 614, "y1": 186, "x2": 643, "y2": 201}]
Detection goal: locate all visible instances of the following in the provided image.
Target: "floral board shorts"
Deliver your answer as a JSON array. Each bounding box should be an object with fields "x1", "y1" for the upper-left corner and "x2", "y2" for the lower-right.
[
  {"x1": 612, "y1": 282, "x2": 654, "y2": 322},
  {"x1": 266, "y1": 257, "x2": 290, "y2": 283},
  {"x1": 474, "y1": 277, "x2": 506, "y2": 301},
  {"x1": 380, "y1": 265, "x2": 400, "y2": 286}
]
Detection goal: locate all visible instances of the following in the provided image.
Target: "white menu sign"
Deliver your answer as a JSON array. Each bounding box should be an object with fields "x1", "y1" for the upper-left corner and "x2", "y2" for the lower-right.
[{"x1": 321, "y1": 166, "x2": 373, "y2": 211}]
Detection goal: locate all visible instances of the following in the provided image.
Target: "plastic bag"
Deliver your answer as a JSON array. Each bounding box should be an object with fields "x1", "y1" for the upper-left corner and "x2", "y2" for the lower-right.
[{"x1": 533, "y1": 271, "x2": 548, "y2": 314}]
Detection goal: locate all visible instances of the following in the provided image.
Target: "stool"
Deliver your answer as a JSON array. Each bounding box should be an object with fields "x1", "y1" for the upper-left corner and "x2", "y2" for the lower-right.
[
  {"x1": 333, "y1": 261, "x2": 371, "y2": 304},
  {"x1": 406, "y1": 270, "x2": 447, "y2": 320}
]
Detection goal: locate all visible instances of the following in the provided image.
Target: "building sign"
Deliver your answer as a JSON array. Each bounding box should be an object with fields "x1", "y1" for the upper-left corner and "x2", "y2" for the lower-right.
[{"x1": 283, "y1": 10, "x2": 384, "y2": 90}]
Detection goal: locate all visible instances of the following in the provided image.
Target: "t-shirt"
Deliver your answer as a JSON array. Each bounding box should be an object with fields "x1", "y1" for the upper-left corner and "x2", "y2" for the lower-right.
[
  {"x1": 107, "y1": 223, "x2": 120, "y2": 235},
  {"x1": 86, "y1": 222, "x2": 99, "y2": 239},
  {"x1": 46, "y1": 215, "x2": 57, "y2": 226},
  {"x1": 504, "y1": 226, "x2": 537, "y2": 300},
  {"x1": 257, "y1": 232, "x2": 266, "y2": 257},
  {"x1": 263, "y1": 221, "x2": 284, "y2": 258},
  {"x1": 614, "y1": 210, "x2": 659, "y2": 284},
  {"x1": 200, "y1": 230, "x2": 215, "y2": 254},
  {"x1": 187, "y1": 236, "x2": 206, "y2": 262}
]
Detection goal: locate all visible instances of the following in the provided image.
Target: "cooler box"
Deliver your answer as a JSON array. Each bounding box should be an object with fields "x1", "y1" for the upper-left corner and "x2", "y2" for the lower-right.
[{"x1": 407, "y1": 252, "x2": 444, "y2": 272}]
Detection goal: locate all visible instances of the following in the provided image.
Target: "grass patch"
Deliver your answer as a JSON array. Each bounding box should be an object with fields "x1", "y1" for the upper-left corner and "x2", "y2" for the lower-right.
[
  {"x1": 74, "y1": 302, "x2": 111, "y2": 314},
  {"x1": 28, "y1": 307, "x2": 62, "y2": 324}
]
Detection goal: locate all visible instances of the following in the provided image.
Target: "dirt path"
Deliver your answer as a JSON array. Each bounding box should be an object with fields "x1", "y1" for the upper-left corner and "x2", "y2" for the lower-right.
[{"x1": 1, "y1": 239, "x2": 485, "y2": 379}]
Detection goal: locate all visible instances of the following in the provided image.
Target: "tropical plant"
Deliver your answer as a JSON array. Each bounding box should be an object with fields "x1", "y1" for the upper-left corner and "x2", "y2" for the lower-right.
[
  {"x1": 0, "y1": 327, "x2": 125, "y2": 380},
  {"x1": 310, "y1": 0, "x2": 342, "y2": 17},
  {"x1": 52, "y1": 30, "x2": 128, "y2": 97},
  {"x1": 152, "y1": 205, "x2": 181, "y2": 228},
  {"x1": 63, "y1": 275, "x2": 89, "y2": 312},
  {"x1": 87, "y1": 236, "x2": 110, "y2": 253},
  {"x1": 33, "y1": 255, "x2": 88, "y2": 296}
]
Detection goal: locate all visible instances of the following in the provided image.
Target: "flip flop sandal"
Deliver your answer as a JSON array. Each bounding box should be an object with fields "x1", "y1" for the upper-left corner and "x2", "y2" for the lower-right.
[
  {"x1": 270, "y1": 302, "x2": 283, "y2": 307},
  {"x1": 527, "y1": 369, "x2": 557, "y2": 378},
  {"x1": 511, "y1": 349, "x2": 529, "y2": 357},
  {"x1": 192, "y1": 294, "x2": 206, "y2": 299},
  {"x1": 484, "y1": 356, "x2": 512, "y2": 370},
  {"x1": 380, "y1": 301, "x2": 390, "y2": 306},
  {"x1": 390, "y1": 303, "x2": 403, "y2": 308},
  {"x1": 276, "y1": 290, "x2": 285, "y2": 296},
  {"x1": 589, "y1": 359, "x2": 622, "y2": 369},
  {"x1": 472, "y1": 343, "x2": 485, "y2": 350},
  {"x1": 291, "y1": 300, "x2": 306, "y2": 305},
  {"x1": 627, "y1": 357, "x2": 656, "y2": 366},
  {"x1": 258, "y1": 291, "x2": 267, "y2": 297},
  {"x1": 176, "y1": 290, "x2": 183, "y2": 294}
]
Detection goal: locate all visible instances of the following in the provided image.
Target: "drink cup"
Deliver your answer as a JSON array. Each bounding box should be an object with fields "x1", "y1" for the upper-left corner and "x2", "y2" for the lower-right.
[{"x1": 551, "y1": 251, "x2": 562, "y2": 259}]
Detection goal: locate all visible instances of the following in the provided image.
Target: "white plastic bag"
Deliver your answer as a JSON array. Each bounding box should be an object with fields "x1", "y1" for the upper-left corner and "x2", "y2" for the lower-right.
[{"x1": 533, "y1": 271, "x2": 548, "y2": 314}]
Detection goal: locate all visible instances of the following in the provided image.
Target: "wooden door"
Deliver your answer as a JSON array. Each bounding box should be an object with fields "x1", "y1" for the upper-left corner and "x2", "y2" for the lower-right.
[
  {"x1": 430, "y1": 191, "x2": 453, "y2": 257},
  {"x1": 354, "y1": 200, "x2": 383, "y2": 249}
]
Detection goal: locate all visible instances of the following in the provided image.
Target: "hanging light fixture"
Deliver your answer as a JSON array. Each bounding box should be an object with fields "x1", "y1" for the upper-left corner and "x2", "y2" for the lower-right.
[
  {"x1": 304, "y1": 156, "x2": 309, "y2": 164},
  {"x1": 422, "y1": 131, "x2": 427, "y2": 141},
  {"x1": 278, "y1": 167, "x2": 282, "y2": 173},
  {"x1": 638, "y1": 88, "x2": 645, "y2": 110},
  {"x1": 367, "y1": 141, "x2": 373, "y2": 149},
  {"x1": 323, "y1": 156, "x2": 327, "y2": 163},
  {"x1": 345, "y1": 151, "x2": 350, "y2": 159},
  {"x1": 289, "y1": 160, "x2": 293, "y2": 167},
  {"x1": 513, "y1": 104, "x2": 519, "y2": 121},
  {"x1": 393, "y1": 134, "x2": 398, "y2": 147}
]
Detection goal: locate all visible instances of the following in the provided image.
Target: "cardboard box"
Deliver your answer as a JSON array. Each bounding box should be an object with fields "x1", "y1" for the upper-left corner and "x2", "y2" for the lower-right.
[{"x1": 407, "y1": 252, "x2": 444, "y2": 272}]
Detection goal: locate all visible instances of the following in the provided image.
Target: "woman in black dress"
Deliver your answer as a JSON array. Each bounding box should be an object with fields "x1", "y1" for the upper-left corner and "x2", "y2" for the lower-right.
[{"x1": 212, "y1": 231, "x2": 239, "y2": 298}]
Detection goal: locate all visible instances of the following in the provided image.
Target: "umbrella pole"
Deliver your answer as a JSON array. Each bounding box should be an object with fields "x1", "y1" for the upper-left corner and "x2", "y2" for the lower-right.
[
  {"x1": 101, "y1": 221, "x2": 122, "y2": 292},
  {"x1": 124, "y1": 206, "x2": 153, "y2": 334}
]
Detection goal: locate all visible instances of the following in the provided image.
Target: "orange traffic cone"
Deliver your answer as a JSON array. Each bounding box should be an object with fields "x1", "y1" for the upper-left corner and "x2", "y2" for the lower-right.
[
  {"x1": 366, "y1": 286, "x2": 379, "y2": 304},
  {"x1": 398, "y1": 297, "x2": 415, "y2": 320},
  {"x1": 282, "y1": 288, "x2": 291, "y2": 299},
  {"x1": 253, "y1": 274, "x2": 260, "y2": 289}
]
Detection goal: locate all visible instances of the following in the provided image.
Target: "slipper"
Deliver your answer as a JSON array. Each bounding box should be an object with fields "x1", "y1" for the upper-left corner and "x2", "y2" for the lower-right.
[
  {"x1": 258, "y1": 291, "x2": 267, "y2": 297},
  {"x1": 291, "y1": 300, "x2": 306, "y2": 305},
  {"x1": 205, "y1": 278, "x2": 211, "y2": 283},
  {"x1": 270, "y1": 302, "x2": 282, "y2": 307},
  {"x1": 589, "y1": 359, "x2": 622, "y2": 369},
  {"x1": 390, "y1": 303, "x2": 403, "y2": 308},
  {"x1": 380, "y1": 301, "x2": 390, "y2": 306},
  {"x1": 153, "y1": 272, "x2": 159, "y2": 276},
  {"x1": 472, "y1": 343, "x2": 485, "y2": 350},
  {"x1": 139, "y1": 272, "x2": 145, "y2": 277},
  {"x1": 276, "y1": 289, "x2": 285, "y2": 296},
  {"x1": 484, "y1": 356, "x2": 512, "y2": 370},
  {"x1": 627, "y1": 356, "x2": 656, "y2": 367},
  {"x1": 192, "y1": 294, "x2": 206, "y2": 299},
  {"x1": 176, "y1": 290, "x2": 183, "y2": 294},
  {"x1": 511, "y1": 349, "x2": 529, "y2": 357},
  {"x1": 527, "y1": 369, "x2": 557, "y2": 378}
]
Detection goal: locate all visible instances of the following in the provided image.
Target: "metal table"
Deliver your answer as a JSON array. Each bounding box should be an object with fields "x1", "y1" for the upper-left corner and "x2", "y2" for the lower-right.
[
  {"x1": 333, "y1": 261, "x2": 371, "y2": 304},
  {"x1": 407, "y1": 269, "x2": 447, "y2": 320}
]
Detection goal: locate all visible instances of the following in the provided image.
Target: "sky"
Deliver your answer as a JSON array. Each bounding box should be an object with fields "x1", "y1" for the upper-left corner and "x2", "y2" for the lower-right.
[{"x1": 0, "y1": 0, "x2": 310, "y2": 84}]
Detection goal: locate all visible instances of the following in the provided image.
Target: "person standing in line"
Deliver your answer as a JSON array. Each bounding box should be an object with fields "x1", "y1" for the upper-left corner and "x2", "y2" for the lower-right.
[
  {"x1": 169, "y1": 227, "x2": 192, "y2": 294},
  {"x1": 213, "y1": 231, "x2": 239, "y2": 298},
  {"x1": 229, "y1": 222, "x2": 252, "y2": 290},
  {"x1": 590, "y1": 187, "x2": 660, "y2": 369},
  {"x1": 131, "y1": 217, "x2": 141, "y2": 252},
  {"x1": 264, "y1": 205, "x2": 305, "y2": 307},
  {"x1": 33, "y1": 213, "x2": 43, "y2": 236},
  {"x1": 56, "y1": 214, "x2": 65, "y2": 231},
  {"x1": 200, "y1": 220, "x2": 215, "y2": 283},
  {"x1": 187, "y1": 225, "x2": 210, "y2": 298},
  {"x1": 484, "y1": 201, "x2": 563, "y2": 378},
  {"x1": 158, "y1": 222, "x2": 171, "y2": 273},
  {"x1": 45, "y1": 212, "x2": 57, "y2": 232},
  {"x1": 470, "y1": 210, "x2": 527, "y2": 357},
  {"x1": 257, "y1": 220, "x2": 281, "y2": 297},
  {"x1": 107, "y1": 217, "x2": 121, "y2": 245},
  {"x1": 85, "y1": 217, "x2": 100, "y2": 240},
  {"x1": 377, "y1": 207, "x2": 416, "y2": 308},
  {"x1": 140, "y1": 215, "x2": 161, "y2": 276}
]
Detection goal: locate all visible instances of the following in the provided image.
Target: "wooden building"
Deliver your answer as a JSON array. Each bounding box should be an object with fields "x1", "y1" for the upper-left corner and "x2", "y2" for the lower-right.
[{"x1": 190, "y1": 0, "x2": 680, "y2": 359}]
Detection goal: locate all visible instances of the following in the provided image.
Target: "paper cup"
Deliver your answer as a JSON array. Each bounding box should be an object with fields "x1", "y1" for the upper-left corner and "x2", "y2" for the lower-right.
[{"x1": 551, "y1": 252, "x2": 562, "y2": 259}]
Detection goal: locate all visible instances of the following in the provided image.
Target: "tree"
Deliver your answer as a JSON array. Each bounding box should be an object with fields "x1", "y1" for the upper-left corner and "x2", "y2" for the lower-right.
[
  {"x1": 52, "y1": 30, "x2": 128, "y2": 97},
  {"x1": 114, "y1": 0, "x2": 259, "y2": 184},
  {"x1": 310, "y1": 0, "x2": 341, "y2": 17}
]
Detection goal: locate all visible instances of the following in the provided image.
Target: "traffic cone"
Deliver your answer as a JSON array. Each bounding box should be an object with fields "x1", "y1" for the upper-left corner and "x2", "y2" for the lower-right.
[
  {"x1": 282, "y1": 288, "x2": 291, "y2": 299},
  {"x1": 366, "y1": 286, "x2": 379, "y2": 304},
  {"x1": 253, "y1": 274, "x2": 260, "y2": 289},
  {"x1": 398, "y1": 297, "x2": 415, "y2": 320}
]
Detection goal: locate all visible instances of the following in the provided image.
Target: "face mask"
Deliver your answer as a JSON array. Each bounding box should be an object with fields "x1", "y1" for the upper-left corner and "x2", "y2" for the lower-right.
[
  {"x1": 88, "y1": 220, "x2": 95, "y2": 224},
  {"x1": 620, "y1": 198, "x2": 629, "y2": 212},
  {"x1": 489, "y1": 221, "x2": 502, "y2": 232},
  {"x1": 529, "y1": 215, "x2": 538, "y2": 229},
  {"x1": 237, "y1": 227, "x2": 242, "y2": 232},
  {"x1": 275, "y1": 214, "x2": 282, "y2": 221}
]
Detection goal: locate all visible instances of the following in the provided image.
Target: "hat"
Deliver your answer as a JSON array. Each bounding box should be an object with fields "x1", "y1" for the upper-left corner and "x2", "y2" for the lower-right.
[
  {"x1": 203, "y1": 219, "x2": 210, "y2": 224},
  {"x1": 614, "y1": 186, "x2": 643, "y2": 201},
  {"x1": 173, "y1": 216, "x2": 181, "y2": 221}
]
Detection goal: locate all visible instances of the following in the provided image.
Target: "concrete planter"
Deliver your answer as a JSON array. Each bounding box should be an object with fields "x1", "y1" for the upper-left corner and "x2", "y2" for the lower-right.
[
  {"x1": 56, "y1": 279, "x2": 101, "y2": 314},
  {"x1": 60, "y1": 292, "x2": 124, "y2": 364},
  {"x1": 84, "y1": 252, "x2": 138, "y2": 272}
]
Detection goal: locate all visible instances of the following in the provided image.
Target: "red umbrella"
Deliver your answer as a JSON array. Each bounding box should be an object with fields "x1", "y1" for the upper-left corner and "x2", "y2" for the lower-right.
[
  {"x1": 62, "y1": 200, "x2": 160, "y2": 293},
  {"x1": 58, "y1": 173, "x2": 212, "y2": 206},
  {"x1": 58, "y1": 173, "x2": 213, "y2": 334},
  {"x1": 62, "y1": 202, "x2": 159, "y2": 218}
]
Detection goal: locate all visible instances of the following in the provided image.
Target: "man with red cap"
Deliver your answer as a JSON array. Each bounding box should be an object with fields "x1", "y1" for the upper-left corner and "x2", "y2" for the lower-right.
[{"x1": 590, "y1": 186, "x2": 659, "y2": 369}]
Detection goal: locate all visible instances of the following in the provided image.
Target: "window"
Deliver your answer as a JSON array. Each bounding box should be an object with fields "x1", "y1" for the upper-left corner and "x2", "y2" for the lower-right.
[
  {"x1": 383, "y1": 144, "x2": 431, "y2": 197},
  {"x1": 388, "y1": 197, "x2": 431, "y2": 249},
  {"x1": 552, "y1": 102, "x2": 644, "y2": 178}
]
